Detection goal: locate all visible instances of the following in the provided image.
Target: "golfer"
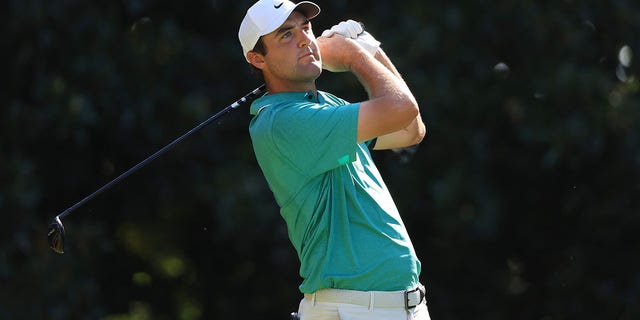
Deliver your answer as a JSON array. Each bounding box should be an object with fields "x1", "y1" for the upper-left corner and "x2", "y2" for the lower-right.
[{"x1": 239, "y1": 1, "x2": 429, "y2": 319}]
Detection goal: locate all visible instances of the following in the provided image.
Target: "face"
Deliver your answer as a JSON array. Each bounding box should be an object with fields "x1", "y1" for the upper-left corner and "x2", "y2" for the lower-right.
[{"x1": 248, "y1": 11, "x2": 322, "y2": 90}]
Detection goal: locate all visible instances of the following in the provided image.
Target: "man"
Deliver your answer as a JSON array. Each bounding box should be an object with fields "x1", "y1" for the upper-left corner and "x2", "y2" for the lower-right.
[{"x1": 238, "y1": 1, "x2": 429, "y2": 319}]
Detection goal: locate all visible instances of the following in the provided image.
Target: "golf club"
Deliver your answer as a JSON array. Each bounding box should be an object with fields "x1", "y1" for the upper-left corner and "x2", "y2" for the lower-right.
[{"x1": 48, "y1": 84, "x2": 267, "y2": 254}]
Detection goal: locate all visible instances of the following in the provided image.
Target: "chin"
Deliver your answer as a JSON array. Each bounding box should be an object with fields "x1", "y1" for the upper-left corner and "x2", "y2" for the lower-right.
[
  {"x1": 298, "y1": 64, "x2": 322, "y2": 79},
  {"x1": 311, "y1": 61, "x2": 323, "y2": 74}
]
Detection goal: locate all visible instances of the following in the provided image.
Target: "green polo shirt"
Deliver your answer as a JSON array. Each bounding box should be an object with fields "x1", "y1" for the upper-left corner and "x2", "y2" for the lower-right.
[{"x1": 249, "y1": 90, "x2": 420, "y2": 294}]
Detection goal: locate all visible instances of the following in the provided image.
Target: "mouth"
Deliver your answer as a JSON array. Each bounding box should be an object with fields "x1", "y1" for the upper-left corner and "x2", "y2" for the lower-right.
[{"x1": 299, "y1": 50, "x2": 317, "y2": 61}]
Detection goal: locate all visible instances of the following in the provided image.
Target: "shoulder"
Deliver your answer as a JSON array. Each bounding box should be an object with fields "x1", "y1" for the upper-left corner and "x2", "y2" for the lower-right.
[{"x1": 318, "y1": 91, "x2": 351, "y2": 106}]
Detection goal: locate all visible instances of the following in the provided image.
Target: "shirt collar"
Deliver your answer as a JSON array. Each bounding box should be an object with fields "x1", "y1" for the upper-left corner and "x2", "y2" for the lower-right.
[{"x1": 249, "y1": 91, "x2": 323, "y2": 115}]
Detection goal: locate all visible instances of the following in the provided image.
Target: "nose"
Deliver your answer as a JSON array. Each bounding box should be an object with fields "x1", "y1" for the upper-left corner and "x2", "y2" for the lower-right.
[{"x1": 297, "y1": 29, "x2": 314, "y2": 48}]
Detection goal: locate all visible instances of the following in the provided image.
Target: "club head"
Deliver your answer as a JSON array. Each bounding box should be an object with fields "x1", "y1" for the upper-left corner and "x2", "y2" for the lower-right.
[{"x1": 48, "y1": 216, "x2": 65, "y2": 254}]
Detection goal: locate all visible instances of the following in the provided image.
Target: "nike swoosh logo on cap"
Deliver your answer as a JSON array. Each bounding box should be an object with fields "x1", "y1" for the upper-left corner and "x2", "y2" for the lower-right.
[{"x1": 274, "y1": 2, "x2": 283, "y2": 8}]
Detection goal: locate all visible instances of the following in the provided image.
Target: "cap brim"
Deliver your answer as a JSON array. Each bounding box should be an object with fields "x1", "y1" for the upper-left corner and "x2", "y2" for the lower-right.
[
  {"x1": 263, "y1": 1, "x2": 320, "y2": 36},
  {"x1": 294, "y1": 1, "x2": 320, "y2": 20}
]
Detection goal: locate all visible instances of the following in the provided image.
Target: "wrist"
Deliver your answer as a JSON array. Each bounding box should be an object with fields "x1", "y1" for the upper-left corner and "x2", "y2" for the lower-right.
[
  {"x1": 344, "y1": 40, "x2": 374, "y2": 71},
  {"x1": 347, "y1": 46, "x2": 384, "y2": 77}
]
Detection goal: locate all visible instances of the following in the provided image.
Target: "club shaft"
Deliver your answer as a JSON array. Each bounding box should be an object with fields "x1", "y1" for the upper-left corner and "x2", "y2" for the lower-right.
[{"x1": 57, "y1": 84, "x2": 266, "y2": 219}]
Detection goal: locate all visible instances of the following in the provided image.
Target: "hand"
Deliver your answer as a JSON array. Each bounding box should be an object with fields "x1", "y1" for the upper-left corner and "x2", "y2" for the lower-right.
[
  {"x1": 355, "y1": 31, "x2": 381, "y2": 56},
  {"x1": 321, "y1": 20, "x2": 381, "y2": 55},
  {"x1": 321, "y1": 19, "x2": 363, "y2": 39},
  {"x1": 317, "y1": 35, "x2": 360, "y2": 73}
]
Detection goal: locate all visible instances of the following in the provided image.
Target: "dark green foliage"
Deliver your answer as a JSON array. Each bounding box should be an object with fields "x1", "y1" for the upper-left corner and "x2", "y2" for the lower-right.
[{"x1": 2, "y1": 0, "x2": 639, "y2": 319}]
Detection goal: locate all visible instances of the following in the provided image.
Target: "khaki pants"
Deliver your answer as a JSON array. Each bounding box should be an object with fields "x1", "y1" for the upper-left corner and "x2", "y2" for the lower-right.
[{"x1": 297, "y1": 288, "x2": 431, "y2": 320}]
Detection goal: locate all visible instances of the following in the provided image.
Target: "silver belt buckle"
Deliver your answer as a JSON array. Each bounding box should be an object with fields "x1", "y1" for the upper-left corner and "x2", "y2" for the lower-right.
[{"x1": 404, "y1": 284, "x2": 425, "y2": 309}]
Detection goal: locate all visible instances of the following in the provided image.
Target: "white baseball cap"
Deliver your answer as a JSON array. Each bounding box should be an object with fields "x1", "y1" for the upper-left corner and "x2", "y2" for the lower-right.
[{"x1": 239, "y1": 0, "x2": 320, "y2": 62}]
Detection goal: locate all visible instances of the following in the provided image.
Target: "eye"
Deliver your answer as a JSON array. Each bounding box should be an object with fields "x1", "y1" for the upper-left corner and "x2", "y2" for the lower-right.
[{"x1": 303, "y1": 22, "x2": 312, "y2": 33}]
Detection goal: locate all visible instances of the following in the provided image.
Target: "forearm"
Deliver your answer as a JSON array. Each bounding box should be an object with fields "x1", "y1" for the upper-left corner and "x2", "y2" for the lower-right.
[
  {"x1": 353, "y1": 51, "x2": 421, "y2": 140},
  {"x1": 372, "y1": 48, "x2": 424, "y2": 124},
  {"x1": 372, "y1": 48, "x2": 422, "y2": 122},
  {"x1": 370, "y1": 49, "x2": 426, "y2": 148},
  {"x1": 373, "y1": 114, "x2": 426, "y2": 150},
  {"x1": 319, "y1": 21, "x2": 414, "y2": 106},
  {"x1": 404, "y1": 116, "x2": 427, "y2": 144},
  {"x1": 350, "y1": 47, "x2": 414, "y2": 105},
  {"x1": 373, "y1": 48, "x2": 402, "y2": 79},
  {"x1": 317, "y1": 33, "x2": 420, "y2": 142}
]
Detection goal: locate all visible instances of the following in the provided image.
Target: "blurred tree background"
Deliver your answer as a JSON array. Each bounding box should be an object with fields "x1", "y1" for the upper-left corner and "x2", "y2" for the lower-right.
[{"x1": 2, "y1": 0, "x2": 639, "y2": 319}]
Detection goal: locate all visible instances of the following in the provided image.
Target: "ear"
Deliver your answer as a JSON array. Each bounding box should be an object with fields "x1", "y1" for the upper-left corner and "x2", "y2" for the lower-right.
[{"x1": 247, "y1": 51, "x2": 266, "y2": 70}]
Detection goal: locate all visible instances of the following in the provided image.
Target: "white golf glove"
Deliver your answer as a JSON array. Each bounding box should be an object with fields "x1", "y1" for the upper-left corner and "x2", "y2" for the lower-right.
[
  {"x1": 355, "y1": 30, "x2": 381, "y2": 56},
  {"x1": 321, "y1": 19, "x2": 363, "y2": 39},
  {"x1": 321, "y1": 19, "x2": 381, "y2": 55}
]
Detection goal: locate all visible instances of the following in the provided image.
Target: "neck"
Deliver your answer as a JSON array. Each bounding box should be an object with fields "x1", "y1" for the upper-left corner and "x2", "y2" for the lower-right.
[{"x1": 265, "y1": 81, "x2": 317, "y2": 95}]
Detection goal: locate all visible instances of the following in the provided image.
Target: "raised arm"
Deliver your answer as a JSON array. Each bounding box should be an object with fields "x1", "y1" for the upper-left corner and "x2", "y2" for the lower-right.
[
  {"x1": 369, "y1": 48, "x2": 426, "y2": 150},
  {"x1": 318, "y1": 35, "x2": 422, "y2": 145}
]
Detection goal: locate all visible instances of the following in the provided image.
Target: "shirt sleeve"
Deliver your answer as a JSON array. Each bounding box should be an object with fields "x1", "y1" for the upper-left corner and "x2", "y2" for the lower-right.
[{"x1": 271, "y1": 102, "x2": 360, "y2": 177}]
